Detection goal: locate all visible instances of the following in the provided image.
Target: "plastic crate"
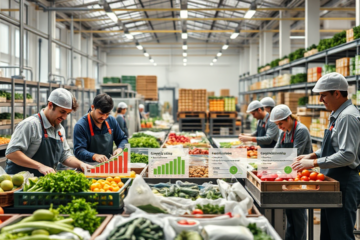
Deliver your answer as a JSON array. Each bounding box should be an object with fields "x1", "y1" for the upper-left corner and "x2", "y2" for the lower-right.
[
  {"x1": 111, "y1": 77, "x2": 121, "y2": 83},
  {"x1": 103, "y1": 77, "x2": 111, "y2": 84},
  {"x1": 13, "y1": 178, "x2": 131, "y2": 210}
]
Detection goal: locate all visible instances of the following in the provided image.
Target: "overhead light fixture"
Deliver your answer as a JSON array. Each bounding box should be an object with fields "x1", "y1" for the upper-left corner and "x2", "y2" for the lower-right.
[
  {"x1": 230, "y1": 30, "x2": 240, "y2": 39},
  {"x1": 183, "y1": 58, "x2": 187, "y2": 63},
  {"x1": 183, "y1": 63, "x2": 187, "y2": 66},
  {"x1": 222, "y1": 44, "x2": 229, "y2": 50},
  {"x1": 124, "y1": 29, "x2": 133, "y2": 40},
  {"x1": 217, "y1": 51, "x2": 222, "y2": 57},
  {"x1": 106, "y1": 12, "x2": 118, "y2": 23},
  {"x1": 210, "y1": 63, "x2": 214, "y2": 66},
  {"x1": 154, "y1": 63, "x2": 157, "y2": 66},
  {"x1": 150, "y1": 58, "x2": 154, "y2": 63},
  {"x1": 290, "y1": 36, "x2": 305, "y2": 39},
  {"x1": 183, "y1": 52, "x2": 187, "y2": 57},
  {"x1": 180, "y1": 3, "x2": 188, "y2": 19},
  {"x1": 182, "y1": 30, "x2": 188, "y2": 39},
  {"x1": 182, "y1": 45, "x2": 188, "y2": 50},
  {"x1": 136, "y1": 42, "x2": 143, "y2": 50},
  {"x1": 244, "y1": 2, "x2": 257, "y2": 19},
  {"x1": 213, "y1": 58, "x2": 217, "y2": 62},
  {"x1": 143, "y1": 51, "x2": 149, "y2": 57}
]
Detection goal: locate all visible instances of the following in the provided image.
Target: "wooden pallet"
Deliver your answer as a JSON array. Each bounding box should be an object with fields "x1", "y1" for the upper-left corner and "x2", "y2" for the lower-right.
[
  {"x1": 178, "y1": 111, "x2": 206, "y2": 119},
  {"x1": 209, "y1": 111, "x2": 237, "y2": 119},
  {"x1": 247, "y1": 171, "x2": 340, "y2": 192},
  {"x1": 144, "y1": 97, "x2": 158, "y2": 101}
]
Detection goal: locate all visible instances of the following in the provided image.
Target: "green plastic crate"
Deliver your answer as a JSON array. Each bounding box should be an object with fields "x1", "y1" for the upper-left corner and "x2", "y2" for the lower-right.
[
  {"x1": 103, "y1": 77, "x2": 111, "y2": 84},
  {"x1": 14, "y1": 178, "x2": 132, "y2": 210},
  {"x1": 111, "y1": 77, "x2": 121, "y2": 83}
]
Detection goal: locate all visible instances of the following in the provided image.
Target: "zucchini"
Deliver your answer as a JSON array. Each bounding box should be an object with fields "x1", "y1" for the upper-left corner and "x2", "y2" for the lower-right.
[{"x1": 179, "y1": 188, "x2": 199, "y2": 197}]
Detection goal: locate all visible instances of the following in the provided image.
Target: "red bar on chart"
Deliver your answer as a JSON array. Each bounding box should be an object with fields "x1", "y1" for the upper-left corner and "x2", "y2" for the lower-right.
[
  {"x1": 104, "y1": 162, "x2": 109, "y2": 174},
  {"x1": 96, "y1": 165, "x2": 100, "y2": 174},
  {"x1": 100, "y1": 164, "x2": 104, "y2": 174},
  {"x1": 91, "y1": 168, "x2": 95, "y2": 174},
  {"x1": 119, "y1": 156, "x2": 123, "y2": 173},
  {"x1": 110, "y1": 161, "x2": 114, "y2": 174},
  {"x1": 124, "y1": 152, "x2": 128, "y2": 173},
  {"x1": 114, "y1": 158, "x2": 118, "y2": 173}
]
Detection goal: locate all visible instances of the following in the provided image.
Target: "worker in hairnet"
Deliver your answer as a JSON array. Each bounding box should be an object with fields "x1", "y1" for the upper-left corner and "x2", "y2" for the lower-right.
[
  {"x1": 260, "y1": 97, "x2": 275, "y2": 113},
  {"x1": 291, "y1": 73, "x2": 360, "y2": 240},
  {"x1": 139, "y1": 104, "x2": 149, "y2": 120},
  {"x1": 271, "y1": 104, "x2": 312, "y2": 240},
  {"x1": 238, "y1": 100, "x2": 279, "y2": 148},
  {"x1": 116, "y1": 102, "x2": 129, "y2": 138},
  {"x1": 5, "y1": 88, "x2": 93, "y2": 176}
]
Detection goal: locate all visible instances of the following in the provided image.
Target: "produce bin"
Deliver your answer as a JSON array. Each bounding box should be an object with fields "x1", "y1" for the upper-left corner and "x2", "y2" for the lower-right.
[
  {"x1": 0, "y1": 187, "x2": 22, "y2": 207},
  {"x1": 0, "y1": 214, "x2": 20, "y2": 228},
  {"x1": 180, "y1": 204, "x2": 261, "y2": 218},
  {"x1": 13, "y1": 178, "x2": 132, "y2": 210}
]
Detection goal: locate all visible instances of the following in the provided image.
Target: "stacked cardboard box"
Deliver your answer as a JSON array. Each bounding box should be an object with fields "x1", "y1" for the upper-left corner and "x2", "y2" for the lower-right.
[
  {"x1": 308, "y1": 95, "x2": 323, "y2": 105},
  {"x1": 336, "y1": 57, "x2": 350, "y2": 77},
  {"x1": 284, "y1": 92, "x2": 305, "y2": 112},
  {"x1": 354, "y1": 56, "x2": 360, "y2": 75},
  {"x1": 304, "y1": 49, "x2": 318, "y2": 57},
  {"x1": 76, "y1": 77, "x2": 95, "y2": 89},
  {"x1": 207, "y1": 91, "x2": 215, "y2": 97},
  {"x1": 279, "y1": 58, "x2": 290, "y2": 66},
  {"x1": 309, "y1": 111, "x2": 330, "y2": 138},
  {"x1": 178, "y1": 89, "x2": 193, "y2": 112},
  {"x1": 193, "y1": 89, "x2": 207, "y2": 112},
  {"x1": 220, "y1": 89, "x2": 230, "y2": 97},
  {"x1": 136, "y1": 76, "x2": 158, "y2": 100},
  {"x1": 298, "y1": 115, "x2": 312, "y2": 130},
  {"x1": 276, "y1": 92, "x2": 284, "y2": 104},
  {"x1": 307, "y1": 67, "x2": 322, "y2": 82},
  {"x1": 347, "y1": 28, "x2": 354, "y2": 43}
]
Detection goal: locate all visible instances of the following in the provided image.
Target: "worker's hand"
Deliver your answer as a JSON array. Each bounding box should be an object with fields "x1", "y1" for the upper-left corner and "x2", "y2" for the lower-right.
[
  {"x1": 38, "y1": 165, "x2": 55, "y2": 175},
  {"x1": 93, "y1": 154, "x2": 108, "y2": 163},
  {"x1": 291, "y1": 159, "x2": 314, "y2": 171},
  {"x1": 79, "y1": 162, "x2": 95, "y2": 172},
  {"x1": 239, "y1": 134, "x2": 252, "y2": 142},
  {"x1": 293, "y1": 154, "x2": 314, "y2": 162},
  {"x1": 113, "y1": 148, "x2": 123, "y2": 156}
]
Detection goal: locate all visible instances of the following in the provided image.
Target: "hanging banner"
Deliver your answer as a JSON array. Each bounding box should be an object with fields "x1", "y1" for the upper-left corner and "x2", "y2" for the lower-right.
[
  {"x1": 257, "y1": 148, "x2": 297, "y2": 179},
  {"x1": 148, "y1": 148, "x2": 189, "y2": 178},
  {"x1": 208, "y1": 148, "x2": 248, "y2": 178}
]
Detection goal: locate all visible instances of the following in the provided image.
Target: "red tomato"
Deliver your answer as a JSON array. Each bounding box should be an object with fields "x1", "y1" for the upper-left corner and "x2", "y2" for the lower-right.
[
  {"x1": 192, "y1": 209, "x2": 203, "y2": 215},
  {"x1": 288, "y1": 179, "x2": 294, "y2": 182},
  {"x1": 301, "y1": 170, "x2": 310, "y2": 177},
  {"x1": 187, "y1": 221, "x2": 197, "y2": 225},
  {"x1": 294, "y1": 177, "x2": 300, "y2": 181},
  {"x1": 297, "y1": 172, "x2": 302, "y2": 177},
  {"x1": 260, "y1": 177, "x2": 267, "y2": 182},
  {"x1": 275, "y1": 178, "x2": 283, "y2": 181},
  {"x1": 317, "y1": 173, "x2": 325, "y2": 181},
  {"x1": 177, "y1": 220, "x2": 188, "y2": 225},
  {"x1": 309, "y1": 172, "x2": 318, "y2": 180},
  {"x1": 301, "y1": 176, "x2": 309, "y2": 181},
  {"x1": 268, "y1": 178, "x2": 275, "y2": 181},
  {"x1": 272, "y1": 174, "x2": 279, "y2": 178},
  {"x1": 225, "y1": 212, "x2": 233, "y2": 218}
]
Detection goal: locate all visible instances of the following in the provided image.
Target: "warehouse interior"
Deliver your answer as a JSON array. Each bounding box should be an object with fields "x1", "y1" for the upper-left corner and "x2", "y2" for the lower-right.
[{"x1": 0, "y1": 0, "x2": 360, "y2": 240}]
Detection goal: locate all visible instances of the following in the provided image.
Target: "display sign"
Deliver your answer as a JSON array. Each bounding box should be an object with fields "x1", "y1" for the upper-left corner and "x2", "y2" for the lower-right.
[
  {"x1": 148, "y1": 149, "x2": 189, "y2": 178},
  {"x1": 208, "y1": 148, "x2": 248, "y2": 178},
  {"x1": 257, "y1": 148, "x2": 297, "y2": 179},
  {"x1": 84, "y1": 144, "x2": 131, "y2": 177}
]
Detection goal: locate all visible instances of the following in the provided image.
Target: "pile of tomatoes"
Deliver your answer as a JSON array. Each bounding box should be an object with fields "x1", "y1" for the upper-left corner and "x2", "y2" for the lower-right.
[
  {"x1": 238, "y1": 145, "x2": 258, "y2": 159},
  {"x1": 166, "y1": 133, "x2": 190, "y2": 145},
  {"x1": 189, "y1": 148, "x2": 209, "y2": 155},
  {"x1": 256, "y1": 170, "x2": 325, "y2": 182}
]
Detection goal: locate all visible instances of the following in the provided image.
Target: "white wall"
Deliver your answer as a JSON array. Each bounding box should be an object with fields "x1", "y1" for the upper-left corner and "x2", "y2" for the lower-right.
[{"x1": 105, "y1": 41, "x2": 241, "y2": 97}]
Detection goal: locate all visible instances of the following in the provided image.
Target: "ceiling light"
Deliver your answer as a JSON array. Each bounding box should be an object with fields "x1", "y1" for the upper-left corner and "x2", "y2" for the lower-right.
[
  {"x1": 210, "y1": 63, "x2": 214, "y2": 66},
  {"x1": 182, "y1": 30, "x2": 188, "y2": 39},
  {"x1": 217, "y1": 52, "x2": 222, "y2": 57},
  {"x1": 230, "y1": 30, "x2": 240, "y2": 39},
  {"x1": 290, "y1": 36, "x2": 305, "y2": 39},
  {"x1": 124, "y1": 29, "x2": 133, "y2": 39},
  {"x1": 136, "y1": 42, "x2": 143, "y2": 50},
  {"x1": 244, "y1": 2, "x2": 257, "y2": 19},
  {"x1": 180, "y1": 3, "x2": 188, "y2": 19},
  {"x1": 213, "y1": 58, "x2": 217, "y2": 62},
  {"x1": 182, "y1": 45, "x2": 188, "y2": 50},
  {"x1": 183, "y1": 58, "x2": 187, "y2": 63},
  {"x1": 222, "y1": 44, "x2": 229, "y2": 50},
  {"x1": 183, "y1": 63, "x2": 187, "y2": 66},
  {"x1": 150, "y1": 58, "x2": 154, "y2": 63},
  {"x1": 144, "y1": 51, "x2": 149, "y2": 57},
  {"x1": 183, "y1": 52, "x2": 187, "y2": 57},
  {"x1": 154, "y1": 63, "x2": 157, "y2": 66},
  {"x1": 106, "y1": 12, "x2": 118, "y2": 23}
]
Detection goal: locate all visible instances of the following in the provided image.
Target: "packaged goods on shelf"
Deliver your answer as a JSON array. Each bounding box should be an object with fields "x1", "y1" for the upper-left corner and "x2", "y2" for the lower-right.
[
  {"x1": 178, "y1": 89, "x2": 194, "y2": 112},
  {"x1": 304, "y1": 49, "x2": 318, "y2": 57},
  {"x1": 310, "y1": 111, "x2": 331, "y2": 137},
  {"x1": 279, "y1": 58, "x2": 290, "y2": 66},
  {"x1": 209, "y1": 97, "x2": 224, "y2": 112},
  {"x1": 224, "y1": 97, "x2": 236, "y2": 111},
  {"x1": 276, "y1": 92, "x2": 284, "y2": 104},
  {"x1": 354, "y1": 55, "x2": 360, "y2": 75},
  {"x1": 298, "y1": 115, "x2": 312, "y2": 130},
  {"x1": 274, "y1": 74, "x2": 291, "y2": 87},
  {"x1": 220, "y1": 89, "x2": 230, "y2": 96},
  {"x1": 307, "y1": 67, "x2": 322, "y2": 82},
  {"x1": 336, "y1": 57, "x2": 351, "y2": 77},
  {"x1": 322, "y1": 64, "x2": 336, "y2": 76},
  {"x1": 284, "y1": 92, "x2": 305, "y2": 112},
  {"x1": 308, "y1": 95, "x2": 323, "y2": 105},
  {"x1": 207, "y1": 91, "x2": 215, "y2": 97},
  {"x1": 350, "y1": 57, "x2": 356, "y2": 76},
  {"x1": 136, "y1": 76, "x2": 158, "y2": 100},
  {"x1": 193, "y1": 89, "x2": 207, "y2": 112},
  {"x1": 76, "y1": 77, "x2": 96, "y2": 89},
  {"x1": 347, "y1": 28, "x2": 354, "y2": 43}
]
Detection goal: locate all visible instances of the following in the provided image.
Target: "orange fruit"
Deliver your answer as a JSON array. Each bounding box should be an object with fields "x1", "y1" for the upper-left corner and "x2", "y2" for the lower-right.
[
  {"x1": 104, "y1": 181, "x2": 111, "y2": 186},
  {"x1": 118, "y1": 182, "x2": 124, "y2": 188},
  {"x1": 112, "y1": 187, "x2": 119, "y2": 192},
  {"x1": 100, "y1": 189, "x2": 105, "y2": 192},
  {"x1": 92, "y1": 179, "x2": 97, "y2": 183},
  {"x1": 106, "y1": 177, "x2": 113, "y2": 182},
  {"x1": 93, "y1": 188, "x2": 100, "y2": 192},
  {"x1": 130, "y1": 171, "x2": 136, "y2": 178},
  {"x1": 114, "y1": 177, "x2": 121, "y2": 183},
  {"x1": 106, "y1": 190, "x2": 112, "y2": 192},
  {"x1": 109, "y1": 186, "x2": 114, "y2": 191},
  {"x1": 103, "y1": 185, "x2": 110, "y2": 191}
]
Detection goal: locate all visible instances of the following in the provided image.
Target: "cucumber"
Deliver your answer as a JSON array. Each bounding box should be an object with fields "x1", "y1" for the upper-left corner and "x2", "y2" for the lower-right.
[
  {"x1": 32, "y1": 210, "x2": 55, "y2": 221},
  {"x1": 32, "y1": 230, "x2": 49, "y2": 236},
  {"x1": 179, "y1": 188, "x2": 199, "y2": 197}
]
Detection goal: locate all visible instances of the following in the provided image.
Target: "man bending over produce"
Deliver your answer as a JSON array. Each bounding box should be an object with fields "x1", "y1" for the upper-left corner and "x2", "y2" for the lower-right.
[
  {"x1": 73, "y1": 93, "x2": 128, "y2": 163},
  {"x1": 5, "y1": 88, "x2": 93, "y2": 176}
]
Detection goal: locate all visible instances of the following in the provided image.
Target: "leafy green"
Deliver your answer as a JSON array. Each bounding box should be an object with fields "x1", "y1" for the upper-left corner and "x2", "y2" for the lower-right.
[
  {"x1": 270, "y1": 58, "x2": 280, "y2": 68},
  {"x1": 290, "y1": 73, "x2": 307, "y2": 84},
  {"x1": 248, "y1": 223, "x2": 273, "y2": 240},
  {"x1": 131, "y1": 132, "x2": 157, "y2": 140},
  {"x1": 289, "y1": 48, "x2": 305, "y2": 61},
  {"x1": 298, "y1": 97, "x2": 308, "y2": 106},
  {"x1": 25, "y1": 170, "x2": 91, "y2": 193},
  {"x1": 57, "y1": 198, "x2": 101, "y2": 234},
  {"x1": 129, "y1": 137, "x2": 160, "y2": 148},
  {"x1": 331, "y1": 31, "x2": 346, "y2": 47},
  {"x1": 130, "y1": 152, "x2": 148, "y2": 164},
  {"x1": 0, "y1": 232, "x2": 30, "y2": 239},
  {"x1": 195, "y1": 204, "x2": 225, "y2": 214},
  {"x1": 306, "y1": 44, "x2": 317, "y2": 51},
  {"x1": 354, "y1": 26, "x2": 360, "y2": 39},
  {"x1": 220, "y1": 142, "x2": 232, "y2": 148}
]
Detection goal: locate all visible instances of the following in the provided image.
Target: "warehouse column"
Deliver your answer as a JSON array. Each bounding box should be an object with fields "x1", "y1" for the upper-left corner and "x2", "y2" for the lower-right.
[
  {"x1": 263, "y1": 32, "x2": 273, "y2": 65},
  {"x1": 243, "y1": 47, "x2": 250, "y2": 75},
  {"x1": 249, "y1": 43, "x2": 258, "y2": 75},
  {"x1": 279, "y1": 11, "x2": 291, "y2": 58},
  {"x1": 48, "y1": 2, "x2": 57, "y2": 81},
  {"x1": 357, "y1": 0, "x2": 360, "y2": 26},
  {"x1": 87, "y1": 35, "x2": 93, "y2": 78},
  {"x1": 73, "y1": 33, "x2": 81, "y2": 78},
  {"x1": 99, "y1": 51, "x2": 107, "y2": 87},
  {"x1": 305, "y1": 0, "x2": 320, "y2": 48},
  {"x1": 259, "y1": 32, "x2": 264, "y2": 66}
]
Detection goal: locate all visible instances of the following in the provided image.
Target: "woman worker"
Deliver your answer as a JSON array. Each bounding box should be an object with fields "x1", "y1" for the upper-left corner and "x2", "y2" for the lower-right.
[
  {"x1": 260, "y1": 97, "x2": 275, "y2": 113},
  {"x1": 116, "y1": 102, "x2": 129, "y2": 138},
  {"x1": 270, "y1": 104, "x2": 313, "y2": 240}
]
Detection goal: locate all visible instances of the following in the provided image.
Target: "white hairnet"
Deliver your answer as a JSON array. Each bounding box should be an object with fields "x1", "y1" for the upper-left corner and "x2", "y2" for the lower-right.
[
  {"x1": 139, "y1": 104, "x2": 145, "y2": 109},
  {"x1": 312, "y1": 72, "x2": 348, "y2": 93},
  {"x1": 270, "y1": 104, "x2": 292, "y2": 122},
  {"x1": 260, "y1": 97, "x2": 275, "y2": 107},
  {"x1": 246, "y1": 100, "x2": 263, "y2": 113},
  {"x1": 48, "y1": 88, "x2": 73, "y2": 110},
  {"x1": 117, "y1": 102, "x2": 128, "y2": 109}
]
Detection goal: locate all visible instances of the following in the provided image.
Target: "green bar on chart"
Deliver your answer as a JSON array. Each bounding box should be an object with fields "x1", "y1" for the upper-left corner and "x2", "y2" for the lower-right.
[
  {"x1": 166, "y1": 163, "x2": 169, "y2": 175},
  {"x1": 162, "y1": 164, "x2": 165, "y2": 175},
  {"x1": 170, "y1": 161, "x2": 173, "y2": 174},
  {"x1": 182, "y1": 160, "x2": 185, "y2": 175},
  {"x1": 158, "y1": 166, "x2": 161, "y2": 175},
  {"x1": 174, "y1": 159, "x2": 177, "y2": 174},
  {"x1": 178, "y1": 157, "x2": 181, "y2": 175},
  {"x1": 154, "y1": 168, "x2": 157, "y2": 175}
]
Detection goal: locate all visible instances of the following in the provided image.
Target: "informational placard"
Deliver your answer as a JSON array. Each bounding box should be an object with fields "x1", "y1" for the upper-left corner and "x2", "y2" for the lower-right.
[
  {"x1": 208, "y1": 148, "x2": 248, "y2": 178},
  {"x1": 257, "y1": 148, "x2": 297, "y2": 179},
  {"x1": 84, "y1": 144, "x2": 131, "y2": 177},
  {"x1": 148, "y1": 149, "x2": 189, "y2": 178}
]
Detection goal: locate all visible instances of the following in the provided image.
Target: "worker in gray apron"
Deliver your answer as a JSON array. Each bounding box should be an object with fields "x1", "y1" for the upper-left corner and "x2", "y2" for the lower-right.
[
  {"x1": 73, "y1": 93, "x2": 128, "y2": 163},
  {"x1": 292, "y1": 73, "x2": 360, "y2": 240},
  {"x1": 239, "y1": 100, "x2": 279, "y2": 148},
  {"x1": 260, "y1": 97, "x2": 275, "y2": 113},
  {"x1": 272, "y1": 105, "x2": 313, "y2": 240},
  {"x1": 5, "y1": 88, "x2": 93, "y2": 176},
  {"x1": 116, "y1": 102, "x2": 129, "y2": 138}
]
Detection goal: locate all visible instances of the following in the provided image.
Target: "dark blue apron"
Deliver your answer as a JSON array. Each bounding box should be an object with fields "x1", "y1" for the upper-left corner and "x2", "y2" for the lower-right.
[
  {"x1": 256, "y1": 115, "x2": 277, "y2": 148},
  {"x1": 87, "y1": 113, "x2": 114, "y2": 161},
  {"x1": 116, "y1": 114, "x2": 129, "y2": 137},
  {"x1": 281, "y1": 121, "x2": 307, "y2": 240},
  {"x1": 319, "y1": 110, "x2": 360, "y2": 240},
  {"x1": 6, "y1": 113, "x2": 64, "y2": 176}
]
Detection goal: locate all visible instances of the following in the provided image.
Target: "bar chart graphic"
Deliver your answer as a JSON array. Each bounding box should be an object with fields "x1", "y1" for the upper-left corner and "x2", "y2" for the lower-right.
[
  {"x1": 149, "y1": 149, "x2": 189, "y2": 178},
  {"x1": 153, "y1": 157, "x2": 186, "y2": 175}
]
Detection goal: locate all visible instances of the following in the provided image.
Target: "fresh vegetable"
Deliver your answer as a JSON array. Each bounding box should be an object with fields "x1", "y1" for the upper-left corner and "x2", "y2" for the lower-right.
[
  {"x1": 189, "y1": 166, "x2": 208, "y2": 178},
  {"x1": 289, "y1": 48, "x2": 305, "y2": 61},
  {"x1": 301, "y1": 170, "x2": 310, "y2": 177},
  {"x1": 301, "y1": 176, "x2": 309, "y2": 181},
  {"x1": 290, "y1": 73, "x2": 307, "y2": 84},
  {"x1": 91, "y1": 177, "x2": 124, "y2": 192},
  {"x1": 191, "y1": 209, "x2": 204, "y2": 215},
  {"x1": 317, "y1": 173, "x2": 325, "y2": 181},
  {"x1": 151, "y1": 184, "x2": 221, "y2": 200},
  {"x1": 195, "y1": 204, "x2": 224, "y2": 214},
  {"x1": 129, "y1": 136, "x2": 160, "y2": 148},
  {"x1": 306, "y1": 44, "x2": 317, "y2": 51},
  {"x1": 298, "y1": 96, "x2": 309, "y2": 106},
  {"x1": 248, "y1": 223, "x2": 273, "y2": 240},
  {"x1": 131, "y1": 132, "x2": 157, "y2": 140},
  {"x1": 137, "y1": 204, "x2": 167, "y2": 213},
  {"x1": 57, "y1": 198, "x2": 102, "y2": 234},
  {"x1": 24, "y1": 170, "x2": 91, "y2": 193},
  {"x1": 219, "y1": 142, "x2": 232, "y2": 148},
  {"x1": 177, "y1": 220, "x2": 197, "y2": 226},
  {"x1": 106, "y1": 217, "x2": 164, "y2": 240},
  {"x1": 175, "y1": 231, "x2": 202, "y2": 240},
  {"x1": 270, "y1": 58, "x2": 280, "y2": 68},
  {"x1": 130, "y1": 152, "x2": 148, "y2": 164},
  {"x1": 166, "y1": 133, "x2": 190, "y2": 145},
  {"x1": 189, "y1": 148, "x2": 209, "y2": 155},
  {"x1": 309, "y1": 172, "x2": 318, "y2": 181}
]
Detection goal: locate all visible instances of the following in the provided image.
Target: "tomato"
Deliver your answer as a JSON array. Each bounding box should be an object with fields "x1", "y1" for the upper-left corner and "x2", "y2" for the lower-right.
[
  {"x1": 192, "y1": 209, "x2": 203, "y2": 215},
  {"x1": 294, "y1": 177, "x2": 300, "y2": 181},
  {"x1": 301, "y1": 176, "x2": 309, "y2": 181},
  {"x1": 297, "y1": 172, "x2": 302, "y2": 177},
  {"x1": 275, "y1": 178, "x2": 283, "y2": 181},
  {"x1": 288, "y1": 179, "x2": 294, "y2": 182},
  {"x1": 271, "y1": 174, "x2": 279, "y2": 179},
  {"x1": 177, "y1": 220, "x2": 188, "y2": 225},
  {"x1": 260, "y1": 177, "x2": 267, "y2": 182},
  {"x1": 301, "y1": 170, "x2": 310, "y2": 177},
  {"x1": 187, "y1": 221, "x2": 197, "y2": 225},
  {"x1": 225, "y1": 212, "x2": 233, "y2": 218},
  {"x1": 317, "y1": 173, "x2": 325, "y2": 181},
  {"x1": 309, "y1": 172, "x2": 318, "y2": 181},
  {"x1": 268, "y1": 178, "x2": 275, "y2": 181}
]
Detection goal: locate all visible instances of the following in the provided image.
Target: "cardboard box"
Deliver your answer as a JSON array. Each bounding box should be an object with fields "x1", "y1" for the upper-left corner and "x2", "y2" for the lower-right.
[
  {"x1": 220, "y1": 89, "x2": 230, "y2": 97},
  {"x1": 76, "y1": 77, "x2": 95, "y2": 89},
  {"x1": 347, "y1": 29, "x2": 354, "y2": 43}
]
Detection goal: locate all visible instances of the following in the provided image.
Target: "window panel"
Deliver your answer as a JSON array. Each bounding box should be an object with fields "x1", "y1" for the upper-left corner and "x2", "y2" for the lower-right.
[{"x1": 0, "y1": 24, "x2": 9, "y2": 54}]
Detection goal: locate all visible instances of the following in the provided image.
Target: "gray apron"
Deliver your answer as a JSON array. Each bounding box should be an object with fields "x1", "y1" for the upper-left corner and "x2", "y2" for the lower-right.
[
  {"x1": 87, "y1": 113, "x2": 114, "y2": 161},
  {"x1": 280, "y1": 121, "x2": 307, "y2": 240},
  {"x1": 6, "y1": 113, "x2": 64, "y2": 176},
  {"x1": 319, "y1": 107, "x2": 360, "y2": 240},
  {"x1": 256, "y1": 115, "x2": 276, "y2": 148},
  {"x1": 116, "y1": 114, "x2": 129, "y2": 137}
]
